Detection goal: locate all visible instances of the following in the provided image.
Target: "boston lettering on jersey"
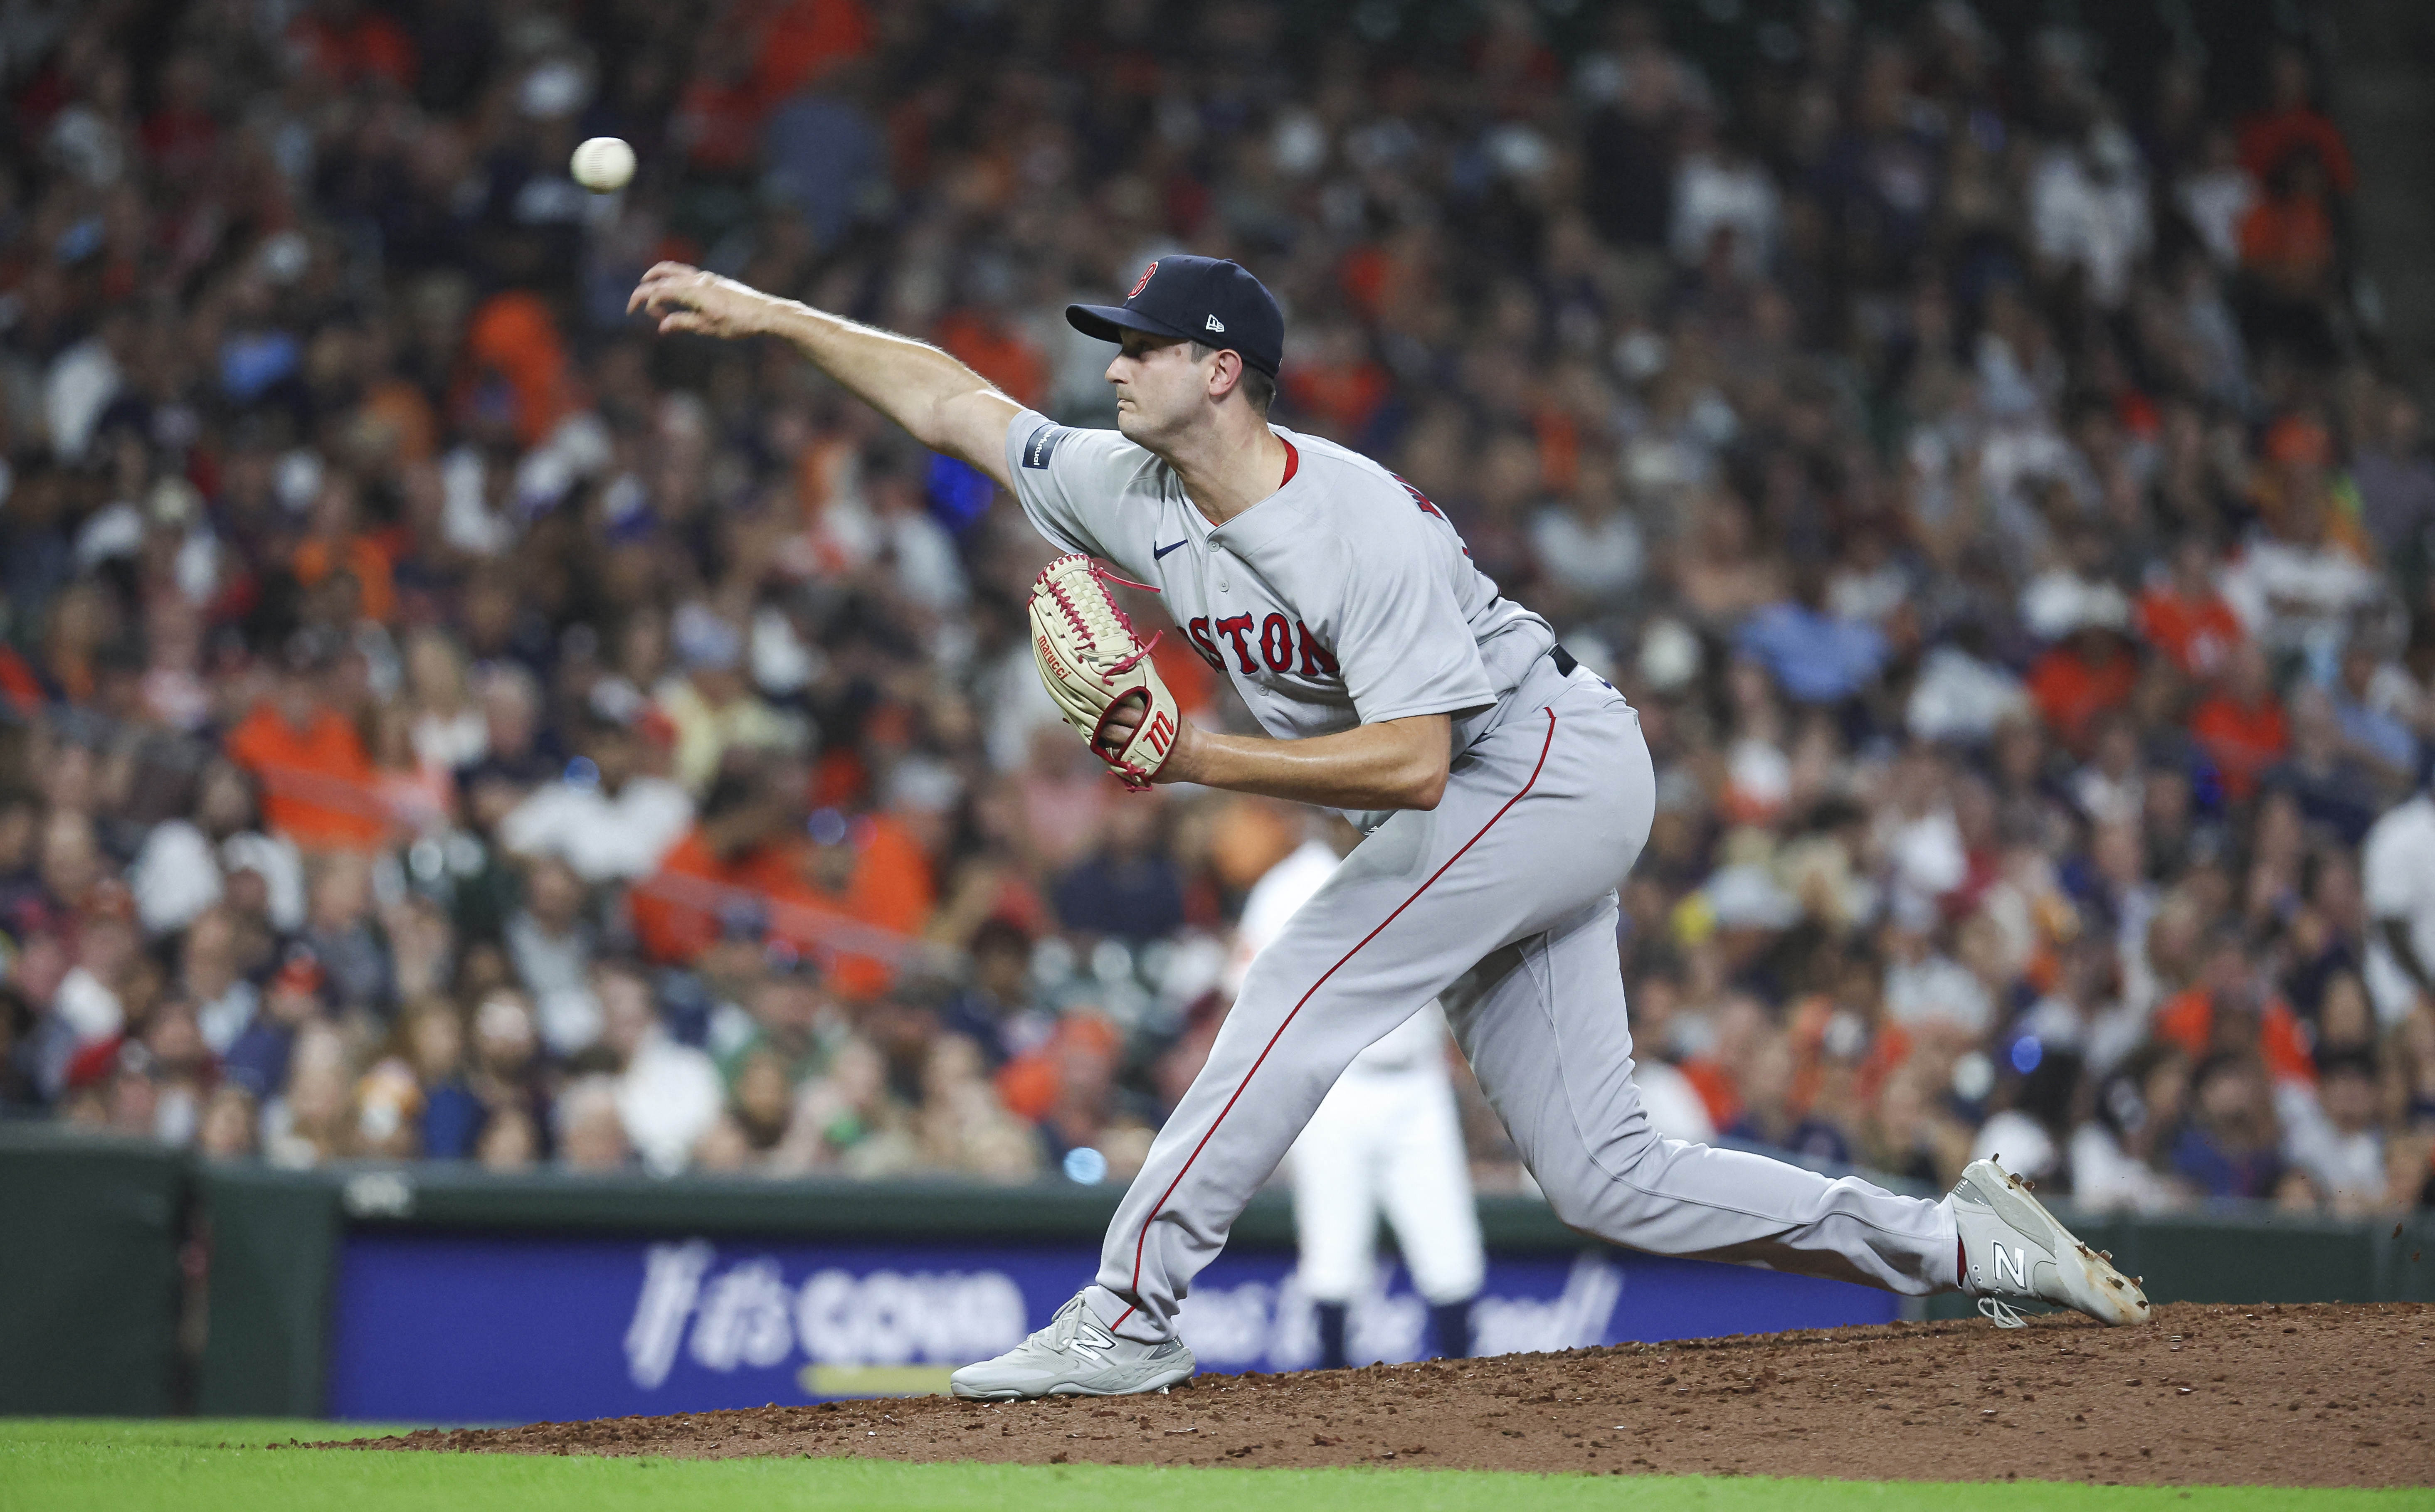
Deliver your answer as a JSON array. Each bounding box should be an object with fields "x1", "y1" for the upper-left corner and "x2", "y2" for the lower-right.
[
  {"x1": 1003, "y1": 404, "x2": 1549, "y2": 749},
  {"x1": 1188, "y1": 615, "x2": 1340, "y2": 679},
  {"x1": 1172, "y1": 454, "x2": 1431, "y2": 681}
]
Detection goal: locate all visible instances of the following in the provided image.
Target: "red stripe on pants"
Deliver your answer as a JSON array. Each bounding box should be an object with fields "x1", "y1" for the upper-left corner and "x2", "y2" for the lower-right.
[{"x1": 1113, "y1": 707, "x2": 1558, "y2": 1332}]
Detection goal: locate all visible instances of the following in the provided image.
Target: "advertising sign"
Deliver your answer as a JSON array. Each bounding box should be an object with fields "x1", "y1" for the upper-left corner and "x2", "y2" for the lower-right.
[{"x1": 325, "y1": 1233, "x2": 1897, "y2": 1422}]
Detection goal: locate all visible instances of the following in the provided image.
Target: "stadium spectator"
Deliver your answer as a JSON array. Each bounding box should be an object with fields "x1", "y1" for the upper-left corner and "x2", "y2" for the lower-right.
[
  {"x1": 497, "y1": 712, "x2": 693, "y2": 884},
  {"x1": 595, "y1": 958, "x2": 723, "y2": 1175}
]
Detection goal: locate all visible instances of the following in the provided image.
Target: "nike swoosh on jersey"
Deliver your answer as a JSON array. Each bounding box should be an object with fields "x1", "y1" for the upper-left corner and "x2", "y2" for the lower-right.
[{"x1": 1153, "y1": 539, "x2": 1188, "y2": 559}]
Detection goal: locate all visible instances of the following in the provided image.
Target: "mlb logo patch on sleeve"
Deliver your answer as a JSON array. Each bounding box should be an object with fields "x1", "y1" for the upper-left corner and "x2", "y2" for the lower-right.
[{"x1": 1022, "y1": 423, "x2": 1066, "y2": 469}]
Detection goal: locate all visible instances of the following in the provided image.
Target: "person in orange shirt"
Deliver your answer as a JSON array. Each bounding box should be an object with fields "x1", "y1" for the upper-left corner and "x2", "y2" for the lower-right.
[
  {"x1": 2026, "y1": 619, "x2": 2139, "y2": 754},
  {"x1": 2237, "y1": 47, "x2": 2353, "y2": 196},
  {"x1": 630, "y1": 765, "x2": 805, "y2": 967},
  {"x1": 2236, "y1": 149, "x2": 2340, "y2": 368},
  {"x1": 291, "y1": 475, "x2": 396, "y2": 624},
  {"x1": 2136, "y1": 535, "x2": 2244, "y2": 679},
  {"x1": 223, "y1": 634, "x2": 385, "y2": 851},
  {"x1": 994, "y1": 1012, "x2": 1127, "y2": 1154},
  {"x1": 2189, "y1": 641, "x2": 2289, "y2": 804},
  {"x1": 1282, "y1": 323, "x2": 1391, "y2": 439},
  {"x1": 459, "y1": 291, "x2": 572, "y2": 447},
  {"x1": 287, "y1": 0, "x2": 418, "y2": 89},
  {"x1": 760, "y1": 806, "x2": 936, "y2": 999},
  {"x1": 2238, "y1": 151, "x2": 2336, "y2": 298},
  {"x1": 2152, "y1": 931, "x2": 2316, "y2": 1089},
  {"x1": 2251, "y1": 412, "x2": 2376, "y2": 563},
  {"x1": 933, "y1": 308, "x2": 1046, "y2": 410},
  {"x1": 748, "y1": 0, "x2": 875, "y2": 107}
]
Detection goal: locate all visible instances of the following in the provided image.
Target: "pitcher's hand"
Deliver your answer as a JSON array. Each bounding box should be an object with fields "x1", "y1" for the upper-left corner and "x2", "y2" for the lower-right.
[
  {"x1": 1095, "y1": 696, "x2": 1204, "y2": 783},
  {"x1": 628, "y1": 262, "x2": 775, "y2": 340}
]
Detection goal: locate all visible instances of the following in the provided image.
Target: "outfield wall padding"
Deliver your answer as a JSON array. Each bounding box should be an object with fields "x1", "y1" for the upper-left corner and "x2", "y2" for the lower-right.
[
  {"x1": 0, "y1": 1125, "x2": 189, "y2": 1416},
  {"x1": 4, "y1": 1132, "x2": 2428, "y2": 1417}
]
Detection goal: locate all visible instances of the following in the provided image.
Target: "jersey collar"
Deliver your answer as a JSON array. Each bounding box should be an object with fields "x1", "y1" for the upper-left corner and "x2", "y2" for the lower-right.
[{"x1": 1205, "y1": 429, "x2": 1303, "y2": 548}]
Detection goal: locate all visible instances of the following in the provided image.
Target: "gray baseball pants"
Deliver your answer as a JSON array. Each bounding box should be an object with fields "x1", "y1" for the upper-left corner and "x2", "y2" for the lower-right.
[{"x1": 1085, "y1": 667, "x2": 1959, "y2": 1344}]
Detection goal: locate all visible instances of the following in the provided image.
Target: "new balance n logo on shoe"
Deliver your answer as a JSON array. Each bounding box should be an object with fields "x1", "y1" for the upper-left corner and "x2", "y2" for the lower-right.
[
  {"x1": 1992, "y1": 1242, "x2": 2031, "y2": 1291},
  {"x1": 1071, "y1": 1320, "x2": 1117, "y2": 1360},
  {"x1": 1205, "y1": 314, "x2": 1226, "y2": 332}
]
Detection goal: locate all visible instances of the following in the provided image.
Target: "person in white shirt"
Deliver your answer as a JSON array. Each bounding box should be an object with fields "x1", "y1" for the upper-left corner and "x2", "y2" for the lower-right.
[
  {"x1": 1669, "y1": 115, "x2": 1778, "y2": 278},
  {"x1": 2067, "y1": 1048, "x2": 2193, "y2": 1214},
  {"x1": 2217, "y1": 504, "x2": 2380, "y2": 671},
  {"x1": 129, "y1": 759, "x2": 308, "y2": 936},
  {"x1": 2282, "y1": 1054, "x2": 2388, "y2": 1215},
  {"x1": 505, "y1": 855, "x2": 602, "y2": 1057},
  {"x1": 2361, "y1": 786, "x2": 2435, "y2": 1027},
  {"x1": 498, "y1": 711, "x2": 693, "y2": 884},
  {"x1": 2027, "y1": 119, "x2": 2150, "y2": 309},
  {"x1": 1527, "y1": 454, "x2": 1644, "y2": 618},
  {"x1": 596, "y1": 959, "x2": 723, "y2": 1176},
  {"x1": 1882, "y1": 924, "x2": 1995, "y2": 1039},
  {"x1": 1230, "y1": 816, "x2": 1485, "y2": 1368},
  {"x1": 2174, "y1": 127, "x2": 2257, "y2": 270}
]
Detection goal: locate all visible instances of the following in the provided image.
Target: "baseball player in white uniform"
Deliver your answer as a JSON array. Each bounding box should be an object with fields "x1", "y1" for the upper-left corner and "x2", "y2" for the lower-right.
[
  {"x1": 1231, "y1": 819, "x2": 1483, "y2": 1367},
  {"x1": 630, "y1": 254, "x2": 2151, "y2": 1401}
]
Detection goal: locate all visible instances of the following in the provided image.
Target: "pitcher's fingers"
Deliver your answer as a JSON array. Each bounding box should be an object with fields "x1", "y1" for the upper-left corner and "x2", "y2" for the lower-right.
[
  {"x1": 658, "y1": 311, "x2": 712, "y2": 335},
  {"x1": 629, "y1": 265, "x2": 701, "y2": 312}
]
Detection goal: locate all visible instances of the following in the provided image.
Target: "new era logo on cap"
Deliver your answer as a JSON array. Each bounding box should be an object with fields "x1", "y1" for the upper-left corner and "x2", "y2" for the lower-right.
[{"x1": 1066, "y1": 255, "x2": 1283, "y2": 376}]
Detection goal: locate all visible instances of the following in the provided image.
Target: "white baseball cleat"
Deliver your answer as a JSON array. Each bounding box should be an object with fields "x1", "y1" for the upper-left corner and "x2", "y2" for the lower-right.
[
  {"x1": 1949, "y1": 1157, "x2": 2151, "y2": 1328},
  {"x1": 950, "y1": 1291, "x2": 1197, "y2": 1400}
]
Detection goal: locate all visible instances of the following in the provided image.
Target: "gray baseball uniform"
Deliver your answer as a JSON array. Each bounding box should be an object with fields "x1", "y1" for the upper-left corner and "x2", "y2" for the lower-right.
[{"x1": 1005, "y1": 409, "x2": 1959, "y2": 1345}]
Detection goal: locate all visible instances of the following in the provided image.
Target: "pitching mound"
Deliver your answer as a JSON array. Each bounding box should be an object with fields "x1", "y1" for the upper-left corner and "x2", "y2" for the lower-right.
[{"x1": 346, "y1": 1302, "x2": 2429, "y2": 1486}]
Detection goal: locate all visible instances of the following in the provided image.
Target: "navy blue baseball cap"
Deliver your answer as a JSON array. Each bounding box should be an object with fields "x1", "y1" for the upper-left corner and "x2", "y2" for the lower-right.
[{"x1": 1067, "y1": 256, "x2": 1284, "y2": 377}]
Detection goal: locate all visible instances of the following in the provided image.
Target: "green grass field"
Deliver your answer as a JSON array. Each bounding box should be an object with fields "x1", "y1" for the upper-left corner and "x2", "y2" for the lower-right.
[{"x1": 1, "y1": 1419, "x2": 2423, "y2": 1512}]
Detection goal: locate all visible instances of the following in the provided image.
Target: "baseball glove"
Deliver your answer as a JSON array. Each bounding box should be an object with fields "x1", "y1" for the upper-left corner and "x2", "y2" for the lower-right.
[{"x1": 1028, "y1": 553, "x2": 1181, "y2": 790}]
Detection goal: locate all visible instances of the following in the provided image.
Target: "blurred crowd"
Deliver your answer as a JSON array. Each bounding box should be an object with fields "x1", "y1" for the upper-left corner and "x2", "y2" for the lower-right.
[{"x1": 2, "y1": 0, "x2": 2433, "y2": 1219}]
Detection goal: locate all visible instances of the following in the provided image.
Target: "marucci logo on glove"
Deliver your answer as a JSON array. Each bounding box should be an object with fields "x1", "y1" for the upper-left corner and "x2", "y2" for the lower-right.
[
  {"x1": 1032, "y1": 631, "x2": 1077, "y2": 684},
  {"x1": 1136, "y1": 709, "x2": 1175, "y2": 758}
]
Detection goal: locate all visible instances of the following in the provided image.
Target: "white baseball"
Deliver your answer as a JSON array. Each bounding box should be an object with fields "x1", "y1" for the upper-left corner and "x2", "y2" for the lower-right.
[{"x1": 570, "y1": 136, "x2": 636, "y2": 193}]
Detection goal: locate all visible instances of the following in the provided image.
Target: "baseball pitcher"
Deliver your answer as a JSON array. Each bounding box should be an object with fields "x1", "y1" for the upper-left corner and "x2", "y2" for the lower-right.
[{"x1": 629, "y1": 254, "x2": 2150, "y2": 1400}]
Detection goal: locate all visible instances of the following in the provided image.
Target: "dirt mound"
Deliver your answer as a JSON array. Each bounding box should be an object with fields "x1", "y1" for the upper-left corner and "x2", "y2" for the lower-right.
[{"x1": 349, "y1": 1302, "x2": 2430, "y2": 1486}]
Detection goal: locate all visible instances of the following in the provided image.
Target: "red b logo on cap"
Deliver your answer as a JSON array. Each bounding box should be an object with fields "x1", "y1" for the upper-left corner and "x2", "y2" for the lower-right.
[{"x1": 1128, "y1": 261, "x2": 1158, "y2": 299}]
